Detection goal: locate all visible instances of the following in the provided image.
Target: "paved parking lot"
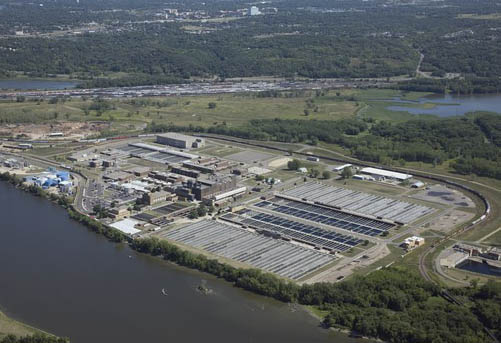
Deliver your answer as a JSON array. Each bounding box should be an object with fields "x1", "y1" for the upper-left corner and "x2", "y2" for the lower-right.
[{"x1": 226, "y1": 150, "x2": 274, "y2": 163}]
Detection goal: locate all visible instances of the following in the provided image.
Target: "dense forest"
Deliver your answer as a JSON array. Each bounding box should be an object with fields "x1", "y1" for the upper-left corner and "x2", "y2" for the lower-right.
[
  {"x1": 395, "y1": 78, "x2": 501, "y2": 95},
  {"x1": 148, "y1": 112, "x2": 501, "y2": 179},
  {"x1": 0, "y1": 0, "x2": 501, "y2": 85}
]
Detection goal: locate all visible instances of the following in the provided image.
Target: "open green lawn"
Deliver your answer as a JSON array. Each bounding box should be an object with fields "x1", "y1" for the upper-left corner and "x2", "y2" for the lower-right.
[
  {"x1": 0, "y1": 90, "x2": 359, "y2": 129},
  {"x1": 483, "y1": 229, "x2": 501, "y2": 246},
  {"x1": 340, "y1": 88, "x2": 432, "y2": 101},
  {"x1": 0, "y1": 89, "x2": 437, "y2": 134},
  {"x1": 358, "y1": 99, "x2": 438, "y2": 123}
]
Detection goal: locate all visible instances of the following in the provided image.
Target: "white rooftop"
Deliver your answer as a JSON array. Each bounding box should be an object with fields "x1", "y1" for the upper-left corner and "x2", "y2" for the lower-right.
[
  {"x1": 110, "y1": 218, "x2": 142, "y2": 235},
  {"x1": 333, "y1": 164, "x2": 353, "y2": 172},
  {"x1": 404, "y1": 236, "x2": 425, "y2": 243},
  {"x1": 360, "y1": 167, "x2": 412, "y2": 180},
  {"x1": 157, "y1": 132, "x2": 198, "y2": 141}
]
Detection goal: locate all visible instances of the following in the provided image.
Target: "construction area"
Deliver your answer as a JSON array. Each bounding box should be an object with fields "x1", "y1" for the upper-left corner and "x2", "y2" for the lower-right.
[{"x1": 0, "y1": 121, "x2": 110, "y2": 141}]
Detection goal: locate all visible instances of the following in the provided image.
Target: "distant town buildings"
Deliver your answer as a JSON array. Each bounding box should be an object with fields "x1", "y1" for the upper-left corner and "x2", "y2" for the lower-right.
[{"x1": 249, "y1": 6, "x2": 261, "y2": 16}]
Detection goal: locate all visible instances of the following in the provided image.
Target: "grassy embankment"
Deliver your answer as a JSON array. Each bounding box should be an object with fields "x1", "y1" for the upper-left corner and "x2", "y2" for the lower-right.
[{"x1": 0, "y1": 310, "x2": 42, "y2": 339}]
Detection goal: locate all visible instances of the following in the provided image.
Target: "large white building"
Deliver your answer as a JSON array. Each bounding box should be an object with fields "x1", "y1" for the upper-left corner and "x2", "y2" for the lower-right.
[
  {"x1": 360, "y1": 167, "x2": 412, "y2": 182},
  {"x1": 249, "y1": 6, "x2": 261, "y2": 15}
]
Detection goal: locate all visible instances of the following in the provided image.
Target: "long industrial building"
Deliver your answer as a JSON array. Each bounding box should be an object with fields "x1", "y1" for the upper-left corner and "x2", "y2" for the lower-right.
[
  {"x1": 156, "y1": 133, "x2": 205, "y2": 149},
  {"x1": 115, "y1": 143, "x2": 198, "y2": 165},
  {"x1": 222, "y1": 209, "x2": 362, "y2": 251},
  {"x1": 162, "y1": 220, "x2": 335, "y2": 280},
  {"x1": 281, "y1": 182, "x2": 434, "y2": 224},
  {"x1": 253, "y1": 198, "x2": 394, "y2": 237}
]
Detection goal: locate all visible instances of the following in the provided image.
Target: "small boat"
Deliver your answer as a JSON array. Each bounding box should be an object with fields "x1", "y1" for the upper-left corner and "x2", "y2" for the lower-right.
[
  {"x1": 196, "y1": 280, "x2": 212, "y2": 295},
  {"x1": 161, "y1": 288, "x2": 168, "y2": 296}
]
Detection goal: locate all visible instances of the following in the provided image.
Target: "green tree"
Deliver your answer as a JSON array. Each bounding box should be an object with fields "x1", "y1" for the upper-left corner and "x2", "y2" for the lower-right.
[
  {"x1": 310, "y1": 168, "x2": 320, "y2": 178},
  {"x1": 255, "y1": 174, "x2": 265, "y2": 181},
  {"x1": 322, "y1": 170, "x2": 331, "y2": 179},
  {"x1": 341, "y1": 167, "x2": 353, "y2": 179},
  {"x1": 188, "y1": 208, "x2": 199, "y2": 219},
  {"x1": 287, "y1": 159, "x2": 302, "y2": 171},
  {"x1": 197, "y1": 203, "x2": 207, "y2": 217}
]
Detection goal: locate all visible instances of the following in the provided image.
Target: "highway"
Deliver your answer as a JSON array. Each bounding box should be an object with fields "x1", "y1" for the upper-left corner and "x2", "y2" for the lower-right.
[{"x1": 0, "y1": 79, "x2": 392, "y2": 100}]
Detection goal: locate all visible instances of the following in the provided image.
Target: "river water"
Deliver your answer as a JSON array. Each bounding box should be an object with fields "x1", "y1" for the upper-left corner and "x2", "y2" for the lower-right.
[
  {"x1": 386, "y1": 93, "x2": 501, "y2": 117},
  {"x1": 0, "y1": 80, "x2": 78, "y2": 90},
  {"x1": 0, "y1": 182, "x2": 362, "y2": 343}
]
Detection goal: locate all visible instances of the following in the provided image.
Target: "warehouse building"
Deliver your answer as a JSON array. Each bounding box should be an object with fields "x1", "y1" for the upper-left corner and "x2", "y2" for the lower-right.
[
  {"x1": 360, "y1": 167, "x2": 412, "y2": 182},
  {"x1": 440, "y1": 250, "x2": 469, "y2": 268},
  {"x1": 171, "y1": 166, "x2": 201, "y2": 179},
  {"x1": 192, "y1": 176, "x2": 238, "y2": 201},
  {"x1": 401, "y1": 236, "x2": 425, "y2": 250},
  {"x1": 183, "y1": 157, "x2": 234, "y2": 174},
  {"x1": 333, "y1": 164, "x2": 353, "y2": 172},
  {"x1": 126, "y1": 166, "x2": 152, "y2": 177},
  {"x1": 109, "y1": 206, "x2": 130, "y2": 220},
  {"x1": 143, "y1": 191, "x2": 170, "y2": 206},
  {"x1": 156, "y1": 133, "x2": 205, "y2": 149}
]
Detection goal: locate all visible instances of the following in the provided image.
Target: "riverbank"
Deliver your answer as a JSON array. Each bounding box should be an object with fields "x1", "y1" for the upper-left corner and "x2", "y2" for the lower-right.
[
  {"x1": 0, "y1": 310, "x2": 67, "y2": 343},
  {"x1": 0, "y1": 169, "x2": 498, "y2": 343},
  {"x1": 0, "y1": 310, "x2": 40, "y2": 339},
  {"x1": 0, "y1": 180, "x2": 338, "y2": 343}
]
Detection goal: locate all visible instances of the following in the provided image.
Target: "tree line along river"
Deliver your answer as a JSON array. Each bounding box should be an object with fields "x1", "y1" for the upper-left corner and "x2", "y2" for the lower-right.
[{"x1": 0, "y1": 181, "x2": 369, "y2": 343}]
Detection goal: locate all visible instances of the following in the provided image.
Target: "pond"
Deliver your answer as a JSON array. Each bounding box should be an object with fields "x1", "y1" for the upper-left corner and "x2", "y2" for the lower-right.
[
  {"x1": 386, "y1": 93, "x2": 501, "y2": 117},
  {"x1": 456, "y1": 259, "x2": 501, "y2": 277}
]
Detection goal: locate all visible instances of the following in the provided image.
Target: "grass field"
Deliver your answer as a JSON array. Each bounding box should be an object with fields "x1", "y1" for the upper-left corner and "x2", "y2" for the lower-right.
[
  {"x1": 0, "y1": 310, "x2": 40, "y2": 339},
  {"x1": 483, "y1": 229, "x2": 501, "y2": 246},
  {"x1": 457, "y1": 13, "x2": 501, "y2": 20},
  {"x1": 0, "y1": 89, "x2": 437, "y2": 134},
  {"x1": 0, "y1": 91, "x2": 360, "y2": 129}
]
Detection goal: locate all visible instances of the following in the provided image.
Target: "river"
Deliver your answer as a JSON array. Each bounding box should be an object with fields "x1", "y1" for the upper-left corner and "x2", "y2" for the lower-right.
[
  {"x1": 0, "y1": 182, "x2": 364, "y2": 343},
  {"x1": 386, "y1": 93, "x2": 501, "y2": 117},
  {"x1": 0, "y1": 80, "x2": 78, "y2": 90}
]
